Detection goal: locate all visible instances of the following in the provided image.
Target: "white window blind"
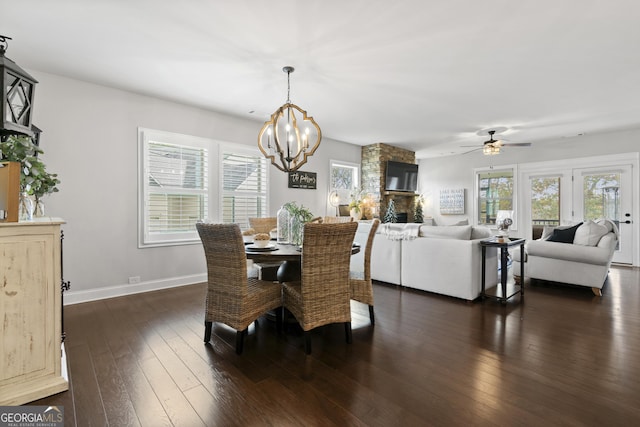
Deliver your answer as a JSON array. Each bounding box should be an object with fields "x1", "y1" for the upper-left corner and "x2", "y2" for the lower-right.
[
  {"x1": 221, "y1": 150, "x2": 268, "y2": 229},
  {"x1": 140, "y1": 129, "x2": 209, "y2": 246}
]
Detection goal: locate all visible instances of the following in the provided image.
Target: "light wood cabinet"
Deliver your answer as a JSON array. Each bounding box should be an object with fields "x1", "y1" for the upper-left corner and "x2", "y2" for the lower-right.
[{"x1": 0, "y1": 218, "x2": 68, "y2": 405}]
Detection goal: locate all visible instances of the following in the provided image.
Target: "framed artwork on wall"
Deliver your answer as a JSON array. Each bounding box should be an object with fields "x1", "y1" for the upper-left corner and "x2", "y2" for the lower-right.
[{"x1": 440, "y1": 188, "x2": 465, "y2": 214}]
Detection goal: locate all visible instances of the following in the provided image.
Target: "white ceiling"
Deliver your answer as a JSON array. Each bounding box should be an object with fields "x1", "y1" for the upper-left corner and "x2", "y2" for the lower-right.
[{"x1": 2, "y1": 0, "x2": 639, "y2": 158}]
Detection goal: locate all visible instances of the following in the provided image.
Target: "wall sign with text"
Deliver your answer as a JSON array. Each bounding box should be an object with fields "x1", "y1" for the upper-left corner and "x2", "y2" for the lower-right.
[
  {"x1": 288, "y1": 171, "x2": 317, "y2": 189},
  {"x1": 440, "y1": 188, "x2": 465, "y2": 214}
]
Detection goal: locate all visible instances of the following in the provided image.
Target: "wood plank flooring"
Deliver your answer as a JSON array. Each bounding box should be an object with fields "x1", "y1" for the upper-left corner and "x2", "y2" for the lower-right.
[{"x1": 31, "y1": 266, "x2": 640, "y2": 426}]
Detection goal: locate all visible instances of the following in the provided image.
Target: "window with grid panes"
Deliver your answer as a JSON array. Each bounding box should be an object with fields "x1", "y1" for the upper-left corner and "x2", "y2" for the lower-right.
[
  {"x1": 139, "y1": 129, "x2": 209, "y2": 247},
  {"x1": 330, "y1": 160, "x2": 360, "y2": 213},
  {"x1": 477, "y1": 169, "x2": 514, "y2": 225},
  {"x1": 220, "y1": 149, "x2": 268, "y2": 229}
]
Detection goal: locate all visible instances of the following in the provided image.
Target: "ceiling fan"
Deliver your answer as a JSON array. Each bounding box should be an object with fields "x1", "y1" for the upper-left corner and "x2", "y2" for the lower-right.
[{"x1": 463, "y1": 130, "x2": 532, "y2": 155}]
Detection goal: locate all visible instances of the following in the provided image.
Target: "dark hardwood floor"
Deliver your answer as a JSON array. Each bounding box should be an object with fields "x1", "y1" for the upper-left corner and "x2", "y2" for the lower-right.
[{"x1": 32, "y1": 266, "x2": 640, "y2": 426}]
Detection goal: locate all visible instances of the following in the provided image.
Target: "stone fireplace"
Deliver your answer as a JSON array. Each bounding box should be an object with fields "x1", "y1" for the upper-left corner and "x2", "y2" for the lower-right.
[{"x1": 361, "y1": 143, "x2": 417, "y2": 222}]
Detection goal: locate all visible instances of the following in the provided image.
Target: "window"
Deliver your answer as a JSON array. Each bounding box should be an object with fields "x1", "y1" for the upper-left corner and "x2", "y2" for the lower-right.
[
  {"x1": 530, "y1": 176, "x2": 561, "y2": 226},
  {"x1": 139, "y1": 129, "x2": 209, "y2": 247},
  {"x1": 220, "y1": 148, "x2": 269, "y2": 229},
  {"x1": 329, "y1": 160, "x2": 360, "y2": 214},
  {"x1": 476, "y1": 168, "x2": 515, "y2": 226}
]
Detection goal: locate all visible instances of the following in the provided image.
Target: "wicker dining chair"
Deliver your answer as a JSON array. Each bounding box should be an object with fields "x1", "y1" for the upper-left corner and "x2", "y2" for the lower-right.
[
  {"x1": 248, "y1": 217, "x2": 277, "y2": 234},
  {"x1": 282, "y1": 221, "x2": 358, "y2": 354},
  {"x1": 322, "y1": 216, "x2": 354, "y2": 224},
  {"x1": 350, "y1": 219, "x2": 380, "y2": 324},
  {"x1": 196, "y1": 223, "x2": 283, "y2": 354}
]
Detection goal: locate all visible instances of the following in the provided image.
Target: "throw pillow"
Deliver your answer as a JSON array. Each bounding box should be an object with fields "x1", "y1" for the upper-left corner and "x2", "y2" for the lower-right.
[
  {"x1": 540, "y1": 225, "x2": 556, "y2": 240},
  {"x1": 573, "y1": 220, "x2": 609, "y2": 246},
  {"x1": 471, "y1": 226, "x2": 492, "y2": 240},
  {"x1": 547, "y1": 222, "x2": 583, "y2": 243},
  {"x1": 596, "y1": 218, "x2": 618, "y2": 236}
]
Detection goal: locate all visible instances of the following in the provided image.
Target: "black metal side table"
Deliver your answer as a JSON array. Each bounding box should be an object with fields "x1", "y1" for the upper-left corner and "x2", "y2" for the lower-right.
[{"x1": 480, "y1": 237, "x2": 525, "y2": 304}]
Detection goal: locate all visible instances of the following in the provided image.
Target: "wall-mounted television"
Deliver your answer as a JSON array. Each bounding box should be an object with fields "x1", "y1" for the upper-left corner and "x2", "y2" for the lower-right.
[{"x1": 385, "y1": 161, "x2": 418, "y2": 192}]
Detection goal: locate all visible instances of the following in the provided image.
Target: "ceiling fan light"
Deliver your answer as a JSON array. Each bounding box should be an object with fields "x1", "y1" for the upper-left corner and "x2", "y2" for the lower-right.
[{"x1": 483, "y1": 144, "x2": 500, "y2": 155}]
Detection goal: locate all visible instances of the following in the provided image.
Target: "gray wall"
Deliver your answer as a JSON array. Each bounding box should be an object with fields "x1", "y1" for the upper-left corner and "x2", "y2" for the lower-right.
[{"x1": 30, "y1": 71, "x2": 360, "y2": 303}]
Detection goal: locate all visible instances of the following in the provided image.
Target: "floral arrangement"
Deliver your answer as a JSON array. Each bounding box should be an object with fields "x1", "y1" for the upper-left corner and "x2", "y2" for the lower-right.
[
  {"x1": 0, "y1": 135, "x2": 60, "y2": 202},
  {"x1": 348, "y1": 187, "x2": 364, "y2": 213}
]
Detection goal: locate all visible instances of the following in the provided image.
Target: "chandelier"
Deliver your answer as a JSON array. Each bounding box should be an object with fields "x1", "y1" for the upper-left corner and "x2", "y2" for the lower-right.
[{"x1": 258, "y1": 66, "x2": 321, "y2": 172}]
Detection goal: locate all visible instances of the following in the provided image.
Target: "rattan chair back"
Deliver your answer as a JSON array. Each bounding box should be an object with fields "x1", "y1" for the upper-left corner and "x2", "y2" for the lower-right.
[
  {"x1": 350, "y1": 219, "x2": 380, "y2": 323},
  {"x1": 196, "y1": 222, "x2": 282, "y2": 353},
  {"x1": 322, "y1": 216, "x2": 354, "y2": 224},
  {"x1": 284, "y1": 222, "x2": 357, "y2": 333},
  {"x1": 248, "y1": 217, "x2": 277, "y2": 234}
]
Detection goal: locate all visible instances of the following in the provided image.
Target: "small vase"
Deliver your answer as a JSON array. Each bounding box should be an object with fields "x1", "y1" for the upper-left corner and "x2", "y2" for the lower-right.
[
  {"x1": 35, "y1": 199, "x2": 45, "y2": 217},
  {"x1": 277, "y1": 206, "x2": 290, "y2": 244},
  {"x1": 289, "y1": 216, "x2": 304, "y2": 246},
  {"x1": 19, "y1": 193, "x2": 34, "y2": 221},
  {"x1": 350, "y1": 208, "x2": 362, "y2": 221}
]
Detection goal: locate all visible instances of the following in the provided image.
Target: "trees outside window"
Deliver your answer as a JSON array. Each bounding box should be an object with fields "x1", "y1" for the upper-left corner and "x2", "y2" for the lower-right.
[{"x1": 477, "y1": 169, "x2": 514, "y2": 225}]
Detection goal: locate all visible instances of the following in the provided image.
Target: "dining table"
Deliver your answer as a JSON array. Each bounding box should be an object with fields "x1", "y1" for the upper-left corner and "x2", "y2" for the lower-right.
[{"x1": 244, "y1": 238, "x2": 361, "y2": 282}]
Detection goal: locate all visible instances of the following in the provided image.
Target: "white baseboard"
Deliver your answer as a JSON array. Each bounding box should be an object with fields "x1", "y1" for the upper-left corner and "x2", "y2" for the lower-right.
[{"x1": 63, "y1": 274, "x2": 207, "y2": 305}]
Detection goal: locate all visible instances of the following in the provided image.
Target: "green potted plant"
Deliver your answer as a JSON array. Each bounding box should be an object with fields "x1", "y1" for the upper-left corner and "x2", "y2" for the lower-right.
[
  {"x1": 0, "y1": 135, "x2": 60, "y2": 219},
  {"x1": 284, "y1": 201, "x2": 314, "y2": 246}
]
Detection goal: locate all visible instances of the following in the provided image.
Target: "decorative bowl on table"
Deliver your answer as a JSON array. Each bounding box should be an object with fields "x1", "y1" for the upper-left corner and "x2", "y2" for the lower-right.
[{"x1": 253, "y1": 233, "x2": 271, "y2": 248}]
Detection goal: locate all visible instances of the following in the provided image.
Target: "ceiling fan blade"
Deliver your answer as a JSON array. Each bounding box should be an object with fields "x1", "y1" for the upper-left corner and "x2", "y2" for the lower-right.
[
  {"x1": 462, "y1": 147, "x2": 483, "y2": 155},
  {"x1": 501, "y1": 142, "x2": 532, "y2": 147}
]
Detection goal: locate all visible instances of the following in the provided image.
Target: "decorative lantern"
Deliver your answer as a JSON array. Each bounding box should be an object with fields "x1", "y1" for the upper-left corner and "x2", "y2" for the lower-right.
[{"x1": 0, "y1": 35, "x2": 38, "y2": 138}]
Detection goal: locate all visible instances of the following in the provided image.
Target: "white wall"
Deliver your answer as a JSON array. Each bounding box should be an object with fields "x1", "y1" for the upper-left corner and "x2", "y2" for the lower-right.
[
  {"x1": 419, "y1": 128, "x2": 639, "y2": 224},
  {"x1": 418, "y1": 128, "x2": 640, "y2": 264},
  {"x1": 29, "y1": 71, "x2": 360, "y2": 303}
]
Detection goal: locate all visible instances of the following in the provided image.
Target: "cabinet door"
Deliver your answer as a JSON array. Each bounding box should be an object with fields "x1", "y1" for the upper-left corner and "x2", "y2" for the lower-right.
[{"x1": 0, "y1": 223, "x2": 67, "y2": 405}]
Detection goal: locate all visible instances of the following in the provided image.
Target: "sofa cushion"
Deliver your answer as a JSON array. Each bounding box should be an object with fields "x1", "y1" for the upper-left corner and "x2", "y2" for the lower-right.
[
  {"x1": 573, "y1": 220, "x2": 609, "y2": 246},
  {"x1": 547, "y1": 222, "x2": 582, "y2": 243},
  {"x1": 471, "y1": 226, "x2": 492, "y2": 239},
  {"x1": 419, "y1": 224, "x2": 472, "y2": 240},
  {"x1": 525, "y1": 240, "x2": 612, "y2": 265}
]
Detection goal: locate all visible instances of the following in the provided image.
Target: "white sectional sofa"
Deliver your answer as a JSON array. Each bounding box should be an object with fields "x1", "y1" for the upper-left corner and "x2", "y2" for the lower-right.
[
  {"x1": 352, "y1": 222, "x2": 498, "y2": 301},
  {"x1": 512, "y1": 219, "x2": 618, "y2": 296}
]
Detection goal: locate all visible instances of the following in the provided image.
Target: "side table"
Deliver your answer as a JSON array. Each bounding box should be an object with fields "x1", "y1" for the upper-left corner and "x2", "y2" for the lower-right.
[{"x1": 480, "y1": 237, "x2": 525, "y2": 304}]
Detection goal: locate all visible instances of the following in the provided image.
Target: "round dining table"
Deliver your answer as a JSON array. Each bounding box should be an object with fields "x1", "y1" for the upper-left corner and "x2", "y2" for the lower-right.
[{"x1": 245, "y1": 240, "x2": 361, "y2": 282}]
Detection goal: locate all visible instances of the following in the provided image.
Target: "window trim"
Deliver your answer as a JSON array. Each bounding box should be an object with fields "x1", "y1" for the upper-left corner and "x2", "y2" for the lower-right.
[
  {"x1": 138, "y1": 128, "x2": 217, "y2": 248},
  {"x1": 329, "y1": 159, "x2": 360, "y2": 215},
  {"x1": 473, "y1": 164, "x2": 518, "y2": 230}
]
